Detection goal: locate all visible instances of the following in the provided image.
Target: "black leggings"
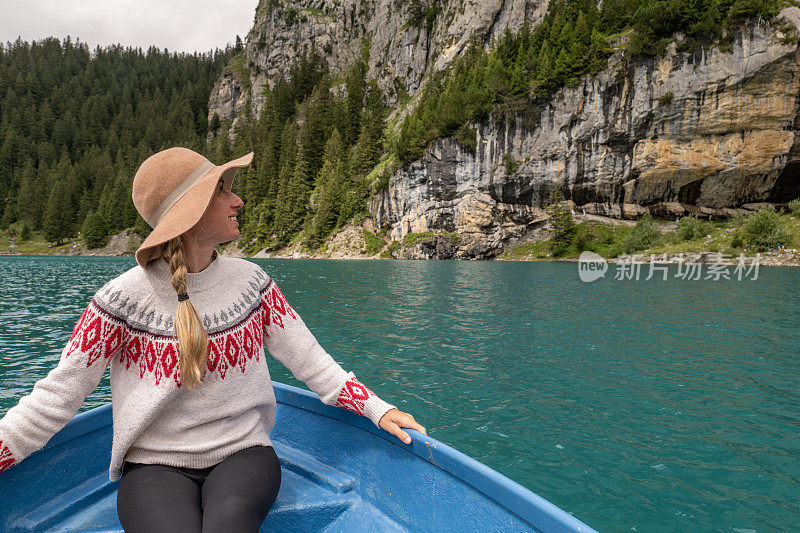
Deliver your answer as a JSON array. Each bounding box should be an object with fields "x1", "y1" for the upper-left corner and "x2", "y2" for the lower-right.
[{"x1": 116, "y1": 445, "x2": 281, "y2": 533}]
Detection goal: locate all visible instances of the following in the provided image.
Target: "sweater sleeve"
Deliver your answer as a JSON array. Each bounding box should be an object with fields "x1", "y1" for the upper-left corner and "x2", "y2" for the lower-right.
[
  {"x1": 260, "y1": 279, "x2": 396, "y2": 427},
  {"x1": 0, "y1": 297, "x2": 126, "y2": 475}
]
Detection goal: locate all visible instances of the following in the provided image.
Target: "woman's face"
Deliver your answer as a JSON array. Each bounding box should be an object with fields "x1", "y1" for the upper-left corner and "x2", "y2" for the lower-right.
[{"x1": 184, "y1": 171, "x2": 243, "y2": 247}]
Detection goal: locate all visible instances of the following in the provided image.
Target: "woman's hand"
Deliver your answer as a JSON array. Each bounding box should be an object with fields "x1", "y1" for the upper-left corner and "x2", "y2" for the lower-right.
[{"x1": 379, "y1": 408, "x2": 427, "y2": 444}]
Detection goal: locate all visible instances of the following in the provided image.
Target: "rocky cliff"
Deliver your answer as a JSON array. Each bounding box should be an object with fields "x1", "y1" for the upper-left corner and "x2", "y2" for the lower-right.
[
  {"x1": 218, "y1": 0, "x2": 550, "y2": 117},
  {"x1": 209, "y1": 1, "x2": 800, "y2": 259}
]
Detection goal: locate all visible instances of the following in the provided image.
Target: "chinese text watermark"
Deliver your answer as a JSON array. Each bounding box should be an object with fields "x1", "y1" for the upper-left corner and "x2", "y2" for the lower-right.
[{"x1": 578, "y1": 252, "x2": 760, "y2": 282}]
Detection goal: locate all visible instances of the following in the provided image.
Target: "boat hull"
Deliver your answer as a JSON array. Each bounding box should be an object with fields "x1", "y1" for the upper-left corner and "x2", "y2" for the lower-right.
[{"x1": 0, "y1": 382, "x2": 595, "y2": 532}]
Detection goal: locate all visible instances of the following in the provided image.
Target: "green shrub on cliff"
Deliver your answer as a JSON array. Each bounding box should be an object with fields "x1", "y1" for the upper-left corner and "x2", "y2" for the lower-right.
[
  {"x1": 788, "y1": 198, "x2": 800, "y2": 216},
  {"x1": 454, "y1": 125, "x2": 477, "y2": 152},
  {"x1": 403, "y1": 232, "x2": 435, "y2": 246},
  {"x1": 230, "y1": 51, "x2": 252, "y2": 94},
  {"x1": 735, "y1": 206, "x2": 791, "y2": 251},
  {"x1": 573, "y1": 222, "x2": 617, "y2": 253},
  {"x1": 362, "y1": 230, "x2": 385, "y2": 255},
  {"x1": 677, "y1": 215, "x2": 714, "y2": 241},
  {"x1": 615, "y1": 213, "x2": 662, "y2": 255},
  {"x1": 503, "y1": 152, "x2": 519, "y2": 175}
]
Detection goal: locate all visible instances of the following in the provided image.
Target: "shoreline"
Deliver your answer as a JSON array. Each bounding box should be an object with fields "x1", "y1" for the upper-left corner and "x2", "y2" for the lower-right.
[
  {"x1": 2, "y1": 248, "x2": 798, "y2": 267},
  {"x1": 4, "y1": 214, "x2": 799, "y2": 267}
]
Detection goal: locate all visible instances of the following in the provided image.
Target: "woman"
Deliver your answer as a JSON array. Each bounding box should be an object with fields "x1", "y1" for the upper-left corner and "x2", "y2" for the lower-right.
[{"x1": 0, "y1": 147, "x2": 425, "y2": 532}]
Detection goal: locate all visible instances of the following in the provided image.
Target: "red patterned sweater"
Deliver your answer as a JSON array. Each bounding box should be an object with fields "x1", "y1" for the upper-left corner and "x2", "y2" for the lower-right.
[{"x1": 0, "y1": 255, "x2": 395, "y2": 481}]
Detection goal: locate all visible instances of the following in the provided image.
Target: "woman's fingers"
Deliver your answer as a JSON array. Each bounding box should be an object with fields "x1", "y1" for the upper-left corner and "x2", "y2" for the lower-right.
[
  {"x1": 398, "y1": 429, "x2": 412, "y2": 445},
  {"x1": 416, "y1": 423, "x2": 427, "y2": 435},
  {"x1": 380, "y1": 409, "x2": 427, "y2": 444},
  {"x1": 395, "y1": 417, "x2": 427, "y2": 443},
  {"x1": 387, "y1": 422, "x2": 412, "y2": 444},
  {"x1": 399, "y1": 412, "x2": 426, "y2": 435},
  {"x1": 406, "y1": 419, "x2": 427, "y2": 435}
]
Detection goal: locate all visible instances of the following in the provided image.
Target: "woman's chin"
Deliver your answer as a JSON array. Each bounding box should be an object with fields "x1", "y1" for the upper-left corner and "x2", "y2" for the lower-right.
[{"x1": 220, "y1": 234, "x2": 239, "y2": 246}]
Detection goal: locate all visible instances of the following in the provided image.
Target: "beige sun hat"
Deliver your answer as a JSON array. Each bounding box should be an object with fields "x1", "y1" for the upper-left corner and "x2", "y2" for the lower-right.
[{"x1": 132, "y1": 147, "x2": 254, "y2": 268}]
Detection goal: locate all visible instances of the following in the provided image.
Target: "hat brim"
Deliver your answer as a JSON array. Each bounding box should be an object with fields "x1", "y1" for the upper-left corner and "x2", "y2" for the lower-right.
[{"x1": 135, "y1": 151, "x2": 254, "y2": 268}]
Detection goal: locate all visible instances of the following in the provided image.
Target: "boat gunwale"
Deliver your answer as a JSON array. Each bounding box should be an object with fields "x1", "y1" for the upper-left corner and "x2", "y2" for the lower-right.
[{"x1": 271, "y1": 382, "x2": 596, "y2": 533}]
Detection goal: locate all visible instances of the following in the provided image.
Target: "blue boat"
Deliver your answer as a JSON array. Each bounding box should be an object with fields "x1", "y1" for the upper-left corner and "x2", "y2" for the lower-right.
[{"x1": 0, "y1": 382, "x2": 596, "y2": 532}]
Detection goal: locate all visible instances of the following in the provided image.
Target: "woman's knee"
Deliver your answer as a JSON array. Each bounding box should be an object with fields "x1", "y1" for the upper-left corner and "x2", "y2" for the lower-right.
[
  {"x1": 202, "y1": 495, "x2": 264, "y2": 531},
  {"x1": 116, "y1": 464, "x2": 203, "y2": 533},
  {"x1": 201, "y1": 447, "x2": 282, "y2": 532},
  {"x1": 204, "y1": 446, "x2": 281, "y2": 493}
]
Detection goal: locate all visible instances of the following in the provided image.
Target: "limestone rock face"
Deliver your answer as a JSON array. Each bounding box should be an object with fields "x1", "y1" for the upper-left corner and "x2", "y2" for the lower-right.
[
  {"x1": 370, "y1": 13, "x2": 800, "y2": 257},
  {"x1": 210, "y1": 2, "x2": 800, "y2": 259},
  {"x1": 369, "y1": 139, "x2": 548, "y2": 258},
  {"x1": 207, "y1": 69, "x2": 248, "y2": 123}
]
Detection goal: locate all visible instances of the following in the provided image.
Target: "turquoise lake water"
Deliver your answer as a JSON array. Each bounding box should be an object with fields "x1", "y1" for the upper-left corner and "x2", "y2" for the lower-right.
[{"x1": 0, "y1": 255, "x2": 797, "y2": 532}]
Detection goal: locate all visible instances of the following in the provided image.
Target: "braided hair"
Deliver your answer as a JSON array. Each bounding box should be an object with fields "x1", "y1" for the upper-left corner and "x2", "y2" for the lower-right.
[{"x1": 162, "y1": 236, "x2": 208, "y2": 390}]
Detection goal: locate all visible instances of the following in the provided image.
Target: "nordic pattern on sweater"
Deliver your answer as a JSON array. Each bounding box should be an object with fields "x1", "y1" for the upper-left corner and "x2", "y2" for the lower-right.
[{"x1": 0, "y1": 256, "x2": 395, "y2": 479}]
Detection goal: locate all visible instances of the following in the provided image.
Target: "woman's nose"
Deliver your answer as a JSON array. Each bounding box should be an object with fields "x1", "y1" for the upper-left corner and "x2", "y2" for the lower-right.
[{"x1": 232, "y1": 193, "x2": 244, "y2": 210}]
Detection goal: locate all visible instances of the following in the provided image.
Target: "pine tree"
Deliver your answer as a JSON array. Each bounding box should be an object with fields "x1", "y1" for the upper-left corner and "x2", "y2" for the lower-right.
[
  {"x1": 589, "y1": 29, "x2": 612, "y2": 73},
  {"x1": 307, "y1": 129, "x2": 345, "y2": 247},
  {"x1": 268, "y1": 120, "x2": 298, "y2": 246},
  {"x1": 531, "y1": 42, "x2": 554, "y2": 97},
  {"x1": 0, "y1": 128, "x2": 23, "y2": 202},
  {"x1": 30, "y1": 161, "x2": 50, "y2": 229},
  {"x1": 344, "y1": 60, "x2": 367, "y2": 146},
  {"x1": 82, "y1": 209, "x2": 107, "y2": 248},
  {"x1": 351, "y1": 82, "x2": 386, "y2": 198},
  {"x1": 302, "y1": 80, "x2": 334, "y2": 178},
  {"x1": 248, "y1": 126, "x2": 276, "y2": 204},
  {"x1": 288, "y1": 150, "x2": 311, "y2": 237},
  {"x1": 1, "y1": 201, "x2": 15, "y2": 229},
  {"x1": 19, "y1": 222, "x2": 31, "y2": 241},
  {"x1": 254, "y1": 198, "x2": 271, "y2": 243},
  {"x1": 133, "y1": 213, "x2": 151, "y2": 238},
  {"x1": 486, "y1": 55, "x2": 512, "y2": 97},
  {"x1": 42, "y1": 178, "x2": 72, "y2": 244},
  {"x1": 511, "y1": 40, "x2": 529, "y2": 96},
  {"x1": 95, "y1": 184, "x2": 113, "y2": 233},
  {"x1": 554, "y1": 48, "x2": 572, "y2": 85},
  {"x1": 545, "y1": 186, "x2": 575, "y2": 256},
  {"x1": 272, "y1": 161, "x2": 294, "y2": 245},
  {"x1": 15, "y1": 161, "x2": 36, "y2": 226}
]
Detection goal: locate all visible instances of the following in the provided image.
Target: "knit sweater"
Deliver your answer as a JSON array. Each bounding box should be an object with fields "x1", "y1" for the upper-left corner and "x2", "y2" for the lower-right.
[{"x1": 0, "y1": 255, "x2": 395, "y2": 481}]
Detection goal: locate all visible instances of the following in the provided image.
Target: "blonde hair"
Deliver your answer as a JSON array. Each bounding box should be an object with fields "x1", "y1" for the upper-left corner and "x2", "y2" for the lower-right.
[{"x1": 159, "y1": 235, "x2": 208, "y2": 390}]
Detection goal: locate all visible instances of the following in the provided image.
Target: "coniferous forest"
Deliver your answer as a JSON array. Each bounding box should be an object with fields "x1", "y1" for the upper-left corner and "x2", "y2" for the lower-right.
[
  {"x1": 226, "y1": 47, "x2": 387, "y2": 253},
  {"x1": 0, "y1": 36, "x2": 240, "y2": 247},
  {"x1": 0, "y1": 0, "x2": 788, "y2": 253},
  {"x1": 0, "y1": 35, "x2": 385, "y2": 253}
]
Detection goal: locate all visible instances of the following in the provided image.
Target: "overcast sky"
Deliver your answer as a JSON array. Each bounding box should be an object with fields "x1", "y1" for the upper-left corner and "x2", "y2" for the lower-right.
[{"x1": 0, "y1": 0, "x2": 259, "y2": 54}]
